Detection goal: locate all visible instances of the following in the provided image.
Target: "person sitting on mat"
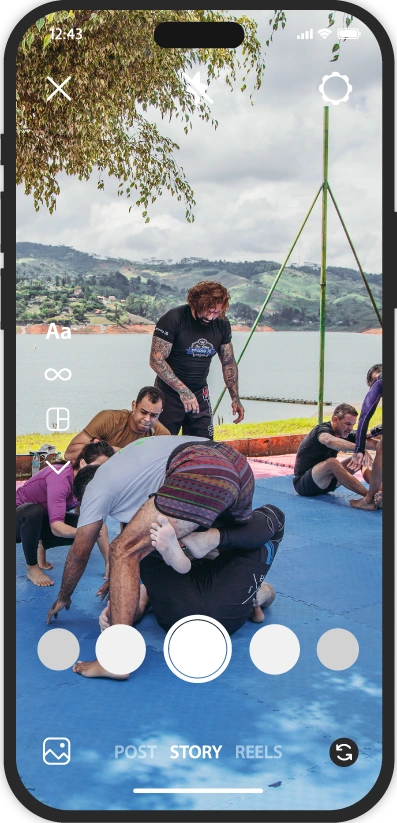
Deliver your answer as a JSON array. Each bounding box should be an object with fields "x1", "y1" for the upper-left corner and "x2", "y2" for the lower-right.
[
  {"x1": 97, "y1": 504, "x2": 285, "y2": 646},
  {"x1": 349, "y1": 364, "x2": 383, "y2": 511},
  {"x1": 293, "y1": 403, "x2": 369, "y2": 499},
  {"x1": 16, "y1": 440, "x2": 113, "y2": 587}
]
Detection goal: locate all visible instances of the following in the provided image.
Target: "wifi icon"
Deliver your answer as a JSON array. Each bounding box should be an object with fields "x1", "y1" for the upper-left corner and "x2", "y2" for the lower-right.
[{"x1": 318, "y1": 28, "x2": 332, "y2": 39}]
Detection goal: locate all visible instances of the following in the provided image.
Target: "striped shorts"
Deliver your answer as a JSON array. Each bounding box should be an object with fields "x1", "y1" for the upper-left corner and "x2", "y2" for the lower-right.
[{"x1": 154, "y1": 441, "x2": 254, "y2": 529}]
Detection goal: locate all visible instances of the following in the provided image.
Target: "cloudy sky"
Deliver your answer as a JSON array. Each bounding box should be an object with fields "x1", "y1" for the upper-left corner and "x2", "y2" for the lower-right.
[{"x1": 16, "y1": 9, "x2": 383, "y2": 272}]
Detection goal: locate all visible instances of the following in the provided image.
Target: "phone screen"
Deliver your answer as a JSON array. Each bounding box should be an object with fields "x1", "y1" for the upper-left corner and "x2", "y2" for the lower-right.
[{"x1": 4, "y1": 5, "x2": 393, "y2": 821}]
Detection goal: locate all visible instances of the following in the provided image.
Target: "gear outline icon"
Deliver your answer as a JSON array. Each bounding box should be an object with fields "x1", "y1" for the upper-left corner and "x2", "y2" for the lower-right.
[{"x1": 319, "y1": 72, "x2": 352, "y2": 105}]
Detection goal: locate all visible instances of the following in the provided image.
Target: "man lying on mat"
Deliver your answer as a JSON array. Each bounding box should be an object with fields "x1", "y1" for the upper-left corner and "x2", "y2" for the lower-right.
[{"x1": 97, "y1": 504, "x2": 285, "y2": 658}]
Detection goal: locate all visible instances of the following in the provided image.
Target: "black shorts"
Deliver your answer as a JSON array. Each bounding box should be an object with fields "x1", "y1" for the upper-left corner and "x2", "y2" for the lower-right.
[
  {"x1": 293, "y1": 469, "x2": 338, "y2": 497},
  {"x1": 155, "y1": 378, "x2": 214, "y2": 438},
  {"x1": 140, "y1": 550, "x2": 269, "y2": 635}
]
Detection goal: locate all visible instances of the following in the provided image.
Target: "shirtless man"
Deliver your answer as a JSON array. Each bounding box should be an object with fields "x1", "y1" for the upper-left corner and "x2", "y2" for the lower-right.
[{"x1": 47, "y1": 436, "x2": 254, "y2": 679}]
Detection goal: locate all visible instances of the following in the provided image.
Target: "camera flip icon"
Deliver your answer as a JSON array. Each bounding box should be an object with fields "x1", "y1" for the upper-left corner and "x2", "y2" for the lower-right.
[{"x1": 43, "y1": 737, "x2": 71, "y2": 765}]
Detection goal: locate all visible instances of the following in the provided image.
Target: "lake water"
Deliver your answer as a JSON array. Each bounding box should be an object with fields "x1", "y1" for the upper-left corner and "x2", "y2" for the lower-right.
[{"x1": 16, "y1": 332, "x2": 382, "y2": 434}]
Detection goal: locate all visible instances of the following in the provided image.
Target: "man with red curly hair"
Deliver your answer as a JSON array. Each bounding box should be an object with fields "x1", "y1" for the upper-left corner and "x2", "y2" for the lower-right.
[{"x1": 150, "y1": 280, "x2": 245, "y2": 438}]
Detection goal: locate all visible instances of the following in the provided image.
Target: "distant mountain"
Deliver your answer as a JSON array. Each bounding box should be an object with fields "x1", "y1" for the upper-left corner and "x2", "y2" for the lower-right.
[{"x1": 16, "y1": 242, "x2": 382, "y2": 332}]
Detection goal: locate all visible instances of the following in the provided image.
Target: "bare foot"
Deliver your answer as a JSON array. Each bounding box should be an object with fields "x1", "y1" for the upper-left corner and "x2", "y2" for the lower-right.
[
  {"x1": 150, "y1": 515, "x2": 191, "y2": 573},
  {"x1": 27, "y1": 565, "x2": 54, "y2": 587},
  {"x1": 182, "y1": 527, "x2": 220, "y2": 559},
  {"x1": 37, "y1": 543, "x2": 53, "y2": 570},
  {"x1": 250, "y1": 582, "x2": 276, "y2": 623},
  {"x1": 73, "y1": 660, "x2": 128, "y2": 680},
  {"x1": 374, "y1": 491, "x2": 383, "y2": 509},
  {"x1": 350, "y1": 496, "x2": 376, "y2": 511},
  {"x1": 99, "y1": 585, "x2": 150, "y2": 634},
  {"x1": 250, "y1": 605, "x2": 265, "y2": 623}
]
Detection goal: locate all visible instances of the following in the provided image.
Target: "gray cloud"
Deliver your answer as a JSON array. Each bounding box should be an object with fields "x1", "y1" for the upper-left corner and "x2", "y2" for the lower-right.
[{"x1": 16, "y1": 9, "x2": 382, "y2": 272}]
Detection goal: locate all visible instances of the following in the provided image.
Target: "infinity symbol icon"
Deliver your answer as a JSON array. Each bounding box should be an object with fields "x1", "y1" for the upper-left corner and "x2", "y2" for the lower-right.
[{"x1": 44, "y1": 368, "x2": 72, "y2": 381}]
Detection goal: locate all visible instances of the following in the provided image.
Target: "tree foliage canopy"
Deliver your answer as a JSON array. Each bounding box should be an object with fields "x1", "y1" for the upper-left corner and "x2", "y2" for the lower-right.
[
  {"x1": 16, "y1": 9, "x2": 351, "y2": 220},
  {"x1": 16, "y1": 8, "x2": 268, "y2": 219}
]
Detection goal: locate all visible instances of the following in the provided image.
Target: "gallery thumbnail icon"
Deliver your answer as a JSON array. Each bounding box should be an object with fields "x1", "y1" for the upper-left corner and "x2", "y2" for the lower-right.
[{"x1": 43, "y1": 737, "x2": 71, "y2": 765}]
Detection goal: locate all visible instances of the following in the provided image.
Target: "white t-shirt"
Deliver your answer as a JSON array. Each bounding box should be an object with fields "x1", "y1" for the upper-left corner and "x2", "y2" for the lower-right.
[{"x1": 77, "y1": 435, "x2": 208, "y2": 528}]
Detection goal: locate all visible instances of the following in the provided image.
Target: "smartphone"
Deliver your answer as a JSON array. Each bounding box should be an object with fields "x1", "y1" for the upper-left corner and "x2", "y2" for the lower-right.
[{"x1": 3, "y1": 4, "x2": 394, "y2": 821}]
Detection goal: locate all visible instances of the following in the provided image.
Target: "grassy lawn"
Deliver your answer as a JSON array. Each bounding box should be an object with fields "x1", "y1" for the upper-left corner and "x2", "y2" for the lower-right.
[
  {"x1": 214, "y1": 406, "x2": 382, "y2": 440},
  {"x1": 16, "y1": 406, "x2": 382, "y2": 454},
  {"x1": 86, "y1": 314, "x2": 115, "y2": 325}
]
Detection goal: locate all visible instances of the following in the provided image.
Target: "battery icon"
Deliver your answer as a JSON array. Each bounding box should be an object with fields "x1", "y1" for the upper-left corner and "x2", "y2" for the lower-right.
[{"x1": 338, "y1": 27, "x2": 361, "y2": 39}]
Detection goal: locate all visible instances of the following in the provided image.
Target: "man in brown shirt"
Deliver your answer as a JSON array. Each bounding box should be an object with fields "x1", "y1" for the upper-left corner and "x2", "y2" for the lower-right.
[{"x1": 64, "y1": 386, "x2": 170, "y2": 463}]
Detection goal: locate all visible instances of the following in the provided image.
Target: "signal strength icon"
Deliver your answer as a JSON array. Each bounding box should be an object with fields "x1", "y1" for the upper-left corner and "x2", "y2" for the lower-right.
[
  {"x1": 318, "y1": 29, "x2": 332, "y2": 39},
  {"x1": 297, "y1": 29, "x2": 313, "y2": 40}
]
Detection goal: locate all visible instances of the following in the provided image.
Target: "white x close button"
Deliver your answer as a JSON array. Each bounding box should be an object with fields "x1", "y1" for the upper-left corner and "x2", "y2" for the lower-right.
[{"x1": 46, "y1": 76, "x2": 72, "y2": 102}]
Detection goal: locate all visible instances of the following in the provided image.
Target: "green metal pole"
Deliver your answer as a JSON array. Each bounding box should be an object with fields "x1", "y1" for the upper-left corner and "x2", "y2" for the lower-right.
[
  {"x1": 212, "y1": 183, "x2": 323, "y2": 416},
  {"x1": 327, "y1": 184, "x2": 382, "y2": 327},
  {"x1": 318, "y1": 107, "x2": 329, "y2": 424}
]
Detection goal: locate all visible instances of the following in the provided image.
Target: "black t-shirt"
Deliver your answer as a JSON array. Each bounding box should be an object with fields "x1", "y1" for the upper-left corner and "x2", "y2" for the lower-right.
[
  {"x1": 294, "y1": 421, "x2": 356, "y2": 478},
  {"x1": 153, "y1": 304, "x2": 232, "y2": 392}
]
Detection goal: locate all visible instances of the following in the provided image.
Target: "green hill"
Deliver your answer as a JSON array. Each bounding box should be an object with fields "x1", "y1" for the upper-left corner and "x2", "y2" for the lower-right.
[{"x1": 16, "y1": 242, "x2": 382, "y2": 331}]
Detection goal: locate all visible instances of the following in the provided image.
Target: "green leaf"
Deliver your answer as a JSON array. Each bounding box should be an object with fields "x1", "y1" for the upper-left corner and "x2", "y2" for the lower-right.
[
  {"x1": 332, "y1": 43, "x2": 340, "y2": 52},
  {"x1": 36, "y1": 18, "x2": 45, "y2": 31},
  {"x1": 26, "y1": 31, "x2": 34, "y2": 47},
  {"x1": 330, "y1": 55, "x2": 339, "y2": 62},
  {"x1": 43, "y1": 33, "x2": 52, "y2": 49},
  {"x1": 46, "y1": 13, "x2": 55, "y2": 23}
]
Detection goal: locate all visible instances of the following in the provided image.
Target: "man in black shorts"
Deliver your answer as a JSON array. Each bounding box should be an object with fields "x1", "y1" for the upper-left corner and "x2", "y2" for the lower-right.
[
  {"x1": 99, "y1": 504, "x2": 285, "y2": 637},
  {"x1": 293, "y1": 403, "x2": 369, "y2": 498},
  {"x1": 149, "y1": 280, "x2": 244, "y2": 438}
]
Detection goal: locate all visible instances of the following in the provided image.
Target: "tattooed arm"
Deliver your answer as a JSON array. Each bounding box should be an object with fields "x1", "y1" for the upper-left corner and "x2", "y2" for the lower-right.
[
  {"x1": 46, "y1": 521, "x2": 102, "y2": 622},
  {"x1": 150, "y1": 337, "x2": 199, "y2": 413},
  {"x1": 218, "y1": 342, "x2": 245, "y2": 424}
]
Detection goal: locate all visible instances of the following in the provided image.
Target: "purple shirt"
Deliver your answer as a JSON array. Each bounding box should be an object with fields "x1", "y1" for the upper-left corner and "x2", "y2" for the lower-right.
[
  {"x1": 355, "y1": 376, "x2": 382, "y2": 454},
  {"x1": 16, "y1": 463, "x2": 78, "y2": 524}
]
